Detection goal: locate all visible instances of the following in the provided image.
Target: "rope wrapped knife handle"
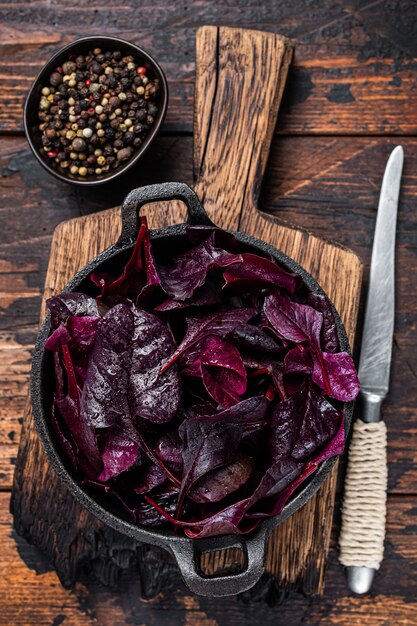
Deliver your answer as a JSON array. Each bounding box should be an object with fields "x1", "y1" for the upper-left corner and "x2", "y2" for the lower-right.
[{"x1": 339, "y1": 419, "x2": 388, "y2": 569}]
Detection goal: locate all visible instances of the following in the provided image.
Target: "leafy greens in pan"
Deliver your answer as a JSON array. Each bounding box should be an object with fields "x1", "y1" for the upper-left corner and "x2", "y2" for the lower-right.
[{"x1": 46, "y1": 217, "x2": 359, "y2": 537}]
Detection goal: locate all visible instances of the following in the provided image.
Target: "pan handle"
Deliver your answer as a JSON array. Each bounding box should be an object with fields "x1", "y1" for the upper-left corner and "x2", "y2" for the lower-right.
[
  {"x1": 168, "y1": 527, "x2": 268, "y2": 597},
  {"x1": 118, "y1": 182, "x2": 215, "y2": 245}
]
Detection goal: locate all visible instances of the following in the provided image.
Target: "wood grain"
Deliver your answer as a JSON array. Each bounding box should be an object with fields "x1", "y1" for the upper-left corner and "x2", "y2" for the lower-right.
[
  {"x1": 2, "y1": 135, "x2": 416, "y2": 493},
  {"x1": 1, "y1": 0, "x2": 417, "y2": 135},
  {"x1": 2, "y1": 493, "x2": 417, "y2": 626},
  {"x1": 1, "y1": 1, "x2": 417, "y2": 623},
  {"x1": 11, "y1": 26, "x2": 362, "y2": 596}
]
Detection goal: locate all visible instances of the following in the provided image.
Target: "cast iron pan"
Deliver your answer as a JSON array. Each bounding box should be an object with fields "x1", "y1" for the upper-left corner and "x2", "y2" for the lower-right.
[{"x1": 32, "y1": 182, "x2": 353, "y2": 597}]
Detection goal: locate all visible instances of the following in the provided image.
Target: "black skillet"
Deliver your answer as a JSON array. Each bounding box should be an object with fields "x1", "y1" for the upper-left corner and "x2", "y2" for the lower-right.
[{"x1": 31, "y1": 181, "x2": 353, "y2": 597}]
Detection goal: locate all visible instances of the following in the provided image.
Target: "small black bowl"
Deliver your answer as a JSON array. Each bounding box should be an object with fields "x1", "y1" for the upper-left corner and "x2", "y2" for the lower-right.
[{"x1": 24, "y1": 36, "x2": 168, "y2": 187}]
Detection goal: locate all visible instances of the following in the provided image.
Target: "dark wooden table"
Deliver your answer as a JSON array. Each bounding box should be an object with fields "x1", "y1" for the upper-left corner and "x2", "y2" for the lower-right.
[{"x1": 1, "y1": 2, "x2": 417, "y2": 624}]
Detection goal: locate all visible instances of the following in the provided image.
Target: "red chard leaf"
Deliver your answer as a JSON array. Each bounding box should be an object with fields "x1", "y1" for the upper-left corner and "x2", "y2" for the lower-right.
[
  {"x1": 158, "y1": 233, "x2": 241, "y2": 301},
  {"x1": 312, "y1": 351, "x2": 360, "y2": 402},
  {"x1": 80, "y1": 304, "x2": 133, "y2": 430},
  {"x1": 189, "y1": 457, "x2": 252, "y2": 503},
  {"x1": 98, "y1": 431, "x2": 141, "y2": 482},
  {"x1": 224, "y1": 253, "x2": 299, "y2": 295},
  {"x1": 161, "y1": 306, "x2": 256, "y2": 373},
  {"x1": 128, "y1": 307, "x2": 181, "y2": 424},
  {"x1": 307, "y1": 293, "x2": 339, "y2": 352}
]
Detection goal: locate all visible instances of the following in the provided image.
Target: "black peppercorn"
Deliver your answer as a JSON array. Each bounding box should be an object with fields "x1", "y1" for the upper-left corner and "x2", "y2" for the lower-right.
[
  {"x1": 148, "y1": 104, "x2": 158, "y2": 117},
  {"x1": 105, "y1": 128, "x2": 115, "y2": 140},
  {"x1": 50, "y1": 72, "x2": 63, "y2": 87},
  {"x1": 91, "y1": 61, "x2": 103, "y2": 75},
  {"x1": 124, "y1": 131, "x2": 135, "y2": 144}
]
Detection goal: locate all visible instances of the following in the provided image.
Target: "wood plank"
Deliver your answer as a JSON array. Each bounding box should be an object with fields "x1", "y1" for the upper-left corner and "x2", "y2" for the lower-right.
[
  {"x1": 2, "y1": 492, "x2": 417, "y2": 625},
  {"x1": 0, "y1": 134, "x2": 195, "y2": 487},
  {"x1": 1, "y1": 1, "x2": 417, "y2": 134},
  {"x1": 1, "y1": 136, "x2": 416, "y2": 492},
  {"x1": 11, "y1": 27, "x2": 362, "y2": 596}
]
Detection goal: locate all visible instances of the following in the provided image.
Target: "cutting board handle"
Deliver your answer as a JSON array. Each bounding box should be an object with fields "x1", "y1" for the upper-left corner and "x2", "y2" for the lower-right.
[{"x1": 193, "y1": 26, "x2": 293, "y2": 231}]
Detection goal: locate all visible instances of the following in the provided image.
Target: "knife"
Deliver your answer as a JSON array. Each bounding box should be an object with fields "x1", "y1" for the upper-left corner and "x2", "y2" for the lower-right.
[{"x1": 339, "y1": 146, "x2": 404, "y2": 594}]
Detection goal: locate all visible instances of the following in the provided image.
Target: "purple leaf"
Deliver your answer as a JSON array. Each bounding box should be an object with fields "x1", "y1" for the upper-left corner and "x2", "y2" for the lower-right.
[
  {"x1": 224, "y1": 253, "x2": 299, "y2": 295},
  {"x1": 161, "y1": 306, "x2": 256, "y2": 373},
  {"x1": 185, "y1": 225, "x2": 238, "y2": 249},
  {"x1": 200, "y1": 367, "x2": 242, "y2": 408},
  {"x1": 264, "y1": 292, "x2": 323, "y2": 347},
  {"x1": 98, "y1": 431, "x2": 141, "y2": 482},
  {"x1": 46, "y1": 324, "x2": 72, "y2": 351},
  {"x1": 182, "y1": 336, "x2": 247, "y2": 409},
  {"x1": 312, "y1": 351, "x2": 360, "y2": 402},
  {"x1": 136, "y1": 221, "x2": 161, "y2": 306},
  {"x1": 192, "y1": 395, "x2": 270, "y2": 427},
  {"x1": 80, "y1": 304, "x2": 134, "y2": 429},
  {"x1": 154, "y1": 277, "x2": 224, "y2": 312},
  {"x1": 176, "y1": 419, "x2": 244, "y2": 518},
  {"x1": 268, "y1": 382, "x2": 341, "y2": 462},
  {"x1": 270, "y1": 364, "x2": 287, "y2": 401},
  {"x1": 189, "y1": 457, "x2": 252, "y2": 503},
  {"x1": 144, "y1": 492, "x2": 254, "y2": 537},
  {"x1": 227, "y1": 324, "x2": 282, "y2": 354},
  {"x1": 135, "y1": 490, "x2": 182, "y2": 527},
  {"x1": 284, "y1": 346, "x2": 313, "y2": 375},
  {"x1": 55, "y1": 348, "x2": 102, "y2": 475},
  {"x1": 91, "y1": 217, "x2": 148, "y2": 300},
  {"x1": 128, "y1": 428, "x2": 181, "y2": 488},
  {"x1": 307, "y1": 293, "x2": 339, "y2": 352},
  {"x1": 155, "y1": 430, "x2": 183, "y2": 465},
  {"x1": 158, "y1": 233, "x2": 242, "y2": 301},
  {"x1": 50, "y1": 404, "x2": 78, "y2": 471},
  {"x1": 47, "y1": 215, "x2": 359, "y2": 537},
  {"x1": 128, "y1": 307, "x2": 181, "y2": 424},
  {"x1": 46, "y1": 292, "x2": 99, "y2": 328},
  {"x1": 133, "y1": 462, "x2": 168, "y2": 494}
]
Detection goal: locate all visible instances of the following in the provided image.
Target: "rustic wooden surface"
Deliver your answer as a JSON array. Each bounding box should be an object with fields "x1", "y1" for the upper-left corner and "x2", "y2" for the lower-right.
[
  {"x1": 12, "y1": 24, "x2": 364, "y2": 596},
  {"x1": 1, "y1": 1, "x2": 417, "y2": 624}
]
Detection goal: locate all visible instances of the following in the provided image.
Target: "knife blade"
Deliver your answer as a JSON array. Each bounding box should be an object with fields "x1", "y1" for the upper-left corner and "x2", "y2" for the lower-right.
[
  {"x1": 358, "y1": 145, "x2": 403, "y2": 406},
  {"x1": 340, "y1": 146, "x2": 403, "y2": 594}
]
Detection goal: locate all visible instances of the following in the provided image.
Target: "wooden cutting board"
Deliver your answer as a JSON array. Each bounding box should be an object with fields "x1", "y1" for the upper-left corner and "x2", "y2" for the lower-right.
[{"x1": 11, "y1": 26, "x2": 362, "y2": 596}]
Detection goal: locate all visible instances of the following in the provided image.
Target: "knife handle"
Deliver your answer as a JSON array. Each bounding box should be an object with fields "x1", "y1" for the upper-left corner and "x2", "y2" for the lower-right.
[{"x1": 339, "y1": 419, "x2": 388, "y2": 570}]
